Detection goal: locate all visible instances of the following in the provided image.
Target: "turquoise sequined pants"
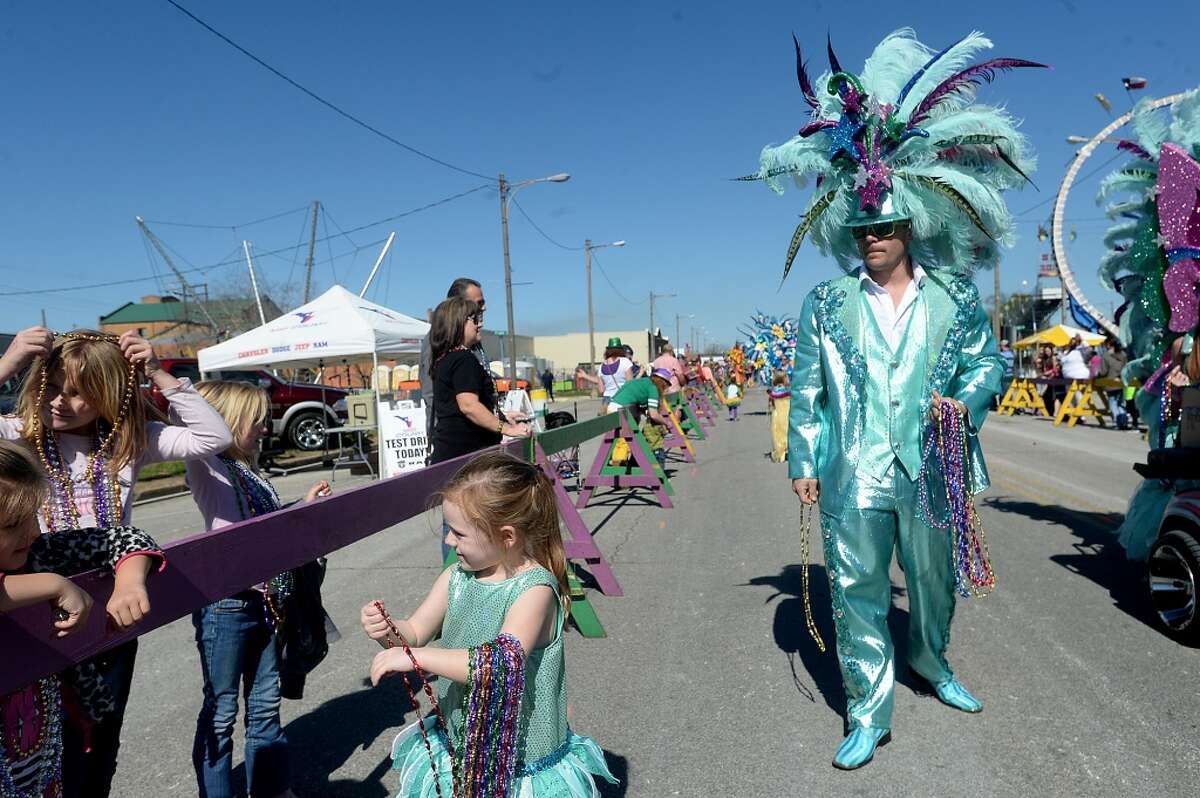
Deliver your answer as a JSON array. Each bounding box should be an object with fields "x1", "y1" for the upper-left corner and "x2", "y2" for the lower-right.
[{"x1": 820, "y1": 464, "x2": 956, "y2": 731}]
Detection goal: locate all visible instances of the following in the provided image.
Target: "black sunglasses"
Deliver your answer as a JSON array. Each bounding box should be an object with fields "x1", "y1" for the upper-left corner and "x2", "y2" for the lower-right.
[{"x1": 851, "y1": 221, "x2": 907, "y2": 241}]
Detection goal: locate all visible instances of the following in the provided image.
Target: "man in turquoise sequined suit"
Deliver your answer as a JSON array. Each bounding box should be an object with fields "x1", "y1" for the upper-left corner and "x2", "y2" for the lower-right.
[{"x1": 789, "y1": 210, "x2": 1004, "y2": 769}]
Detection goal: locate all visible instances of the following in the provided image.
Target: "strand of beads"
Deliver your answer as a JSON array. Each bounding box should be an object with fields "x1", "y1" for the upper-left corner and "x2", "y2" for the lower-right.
[
  {"x1": 918, "y1": 402, "x2": 995, "y2": 598},
  {"x1": 39, "y1": 432, "x2": 121, "y2": 531},
  {"x1": 375, "y1": 601, "x2": 458, "y2": 798},
  {"x1": 0, "y1": 677, "x2": 63, "y2": 798},
  {"x1": 798, "y1": 505, "x2": 826, "y2": 652}
]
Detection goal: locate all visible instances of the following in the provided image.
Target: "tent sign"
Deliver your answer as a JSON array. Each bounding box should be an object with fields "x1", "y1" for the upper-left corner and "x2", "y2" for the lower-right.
[{"x1": 378, "y1": 398, "x2": 427, "y2": 478}]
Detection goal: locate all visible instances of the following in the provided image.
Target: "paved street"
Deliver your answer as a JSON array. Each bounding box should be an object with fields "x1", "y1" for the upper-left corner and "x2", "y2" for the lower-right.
[{"x1": 111, "y1": 391, "x2": 1199, "y2": 797}]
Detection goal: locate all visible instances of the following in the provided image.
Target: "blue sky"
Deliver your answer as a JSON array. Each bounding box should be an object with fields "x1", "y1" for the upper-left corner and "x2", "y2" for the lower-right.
[{"x1": 1, "y1": 0, "x2": 1195, "y2": 350}]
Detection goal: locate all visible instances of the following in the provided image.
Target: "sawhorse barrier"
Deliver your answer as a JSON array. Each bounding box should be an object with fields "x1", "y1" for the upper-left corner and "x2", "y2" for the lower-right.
[
  {"x1": 1054, "y1": 379, "x2": 1113, "y2": 427},
  {"x1": 577, "y1": 409, "x2": 674, "y2": 509},
  {"x1": 0, "y1": 440, "x2": 616, "y2": 693},
  {"x1": 671, "y1": 391, "x2": 708, "y2": 441},
  {"x1": 660, "y1": 396, "x2": 697, "y2": 462},
  {"x1": 997, "y1": 378, "x2": 1050, "y2": 417},
  {"x1": 688, "y1": 385, "x2": 718, "y2": 428}
]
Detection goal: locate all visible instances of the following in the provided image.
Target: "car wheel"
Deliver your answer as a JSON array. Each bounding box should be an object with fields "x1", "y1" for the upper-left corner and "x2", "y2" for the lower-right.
[
  {"x1": 288, "y1": 410, "x2": 329, "y2": 451},
  {"x1": 1148, "y1": 527, "x2": 1200, "y2": 645}
]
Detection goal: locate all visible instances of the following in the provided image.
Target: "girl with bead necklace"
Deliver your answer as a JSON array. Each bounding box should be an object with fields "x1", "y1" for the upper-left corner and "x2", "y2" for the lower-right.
[
  {"x1": 0, "y1": 440, "x2": 166, "y2": 798},
  {"x1": 361, "y1": 451, "x2": 616, "y2": 797},
  {"x1": 186, "y1": 380, "x2": 331, "y2": 798},
  {"x1": 0, "y1": 327, "x2": 232, "y2": 796}
]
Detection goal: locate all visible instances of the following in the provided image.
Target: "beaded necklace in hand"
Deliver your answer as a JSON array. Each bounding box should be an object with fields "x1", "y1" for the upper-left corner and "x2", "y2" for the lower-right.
[
  {"x1": 375, "y1": 600, "x2": 459, "y2": 798},
  {"x1": 32, "y1": 332, "x2": 135, "y2": 532},
  {"x1": 219, "y1": 455, "x2": 293, "y2": 624}
]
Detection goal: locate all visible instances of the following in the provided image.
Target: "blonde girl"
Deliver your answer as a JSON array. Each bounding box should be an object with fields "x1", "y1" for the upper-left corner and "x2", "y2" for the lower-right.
[
  {"x1": 0, "y1": 327, "x2": 231, "y2": 796},
  {"x1": 361, "y1": 451, "x2": 616, "y2": 797},
  {"x1": 187, "y1": 381, "x2": 330, "y2": 798}
]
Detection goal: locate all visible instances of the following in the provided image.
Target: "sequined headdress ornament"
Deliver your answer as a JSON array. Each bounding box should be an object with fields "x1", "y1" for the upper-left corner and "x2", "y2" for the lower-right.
[
  {"x1": 744, "y1": 29, "x2": 1044, "y2": 281},
  {"x1": 1095, "y1": 90, "x2": 1200, "y2": 380}
]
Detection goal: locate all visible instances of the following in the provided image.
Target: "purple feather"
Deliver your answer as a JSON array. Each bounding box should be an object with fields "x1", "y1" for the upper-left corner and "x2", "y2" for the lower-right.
[
  {"x1": 1116, "y1": 139, "x2": 1154, "y2": 160},
  {"x1": 909, "y1": 58, "x2": 1048, "y2": 125},
  {"x1": 799, "y1": 119, "x2": 837, "y2": 137},
  {"x1": 793, "y1": 33, "x2": 818, "y2": 110},
  {"x1": 827, "y1": 32, "x2": 842, "y2": 74}
]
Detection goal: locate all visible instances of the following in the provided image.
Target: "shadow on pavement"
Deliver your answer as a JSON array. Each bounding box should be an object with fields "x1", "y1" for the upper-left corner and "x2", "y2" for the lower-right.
[
  {"x1": 597, "y1": 749, "x2": 630, "y2": 797},
  {"x1": 746, "y1": 567, "x2": 929, "y2": 716},
  {"x1": 981, "y1": 496, "x2": 1161, "y2": 631},
  {"x1": 284, "y1": 676, "x2": 417, "y2": 797}
]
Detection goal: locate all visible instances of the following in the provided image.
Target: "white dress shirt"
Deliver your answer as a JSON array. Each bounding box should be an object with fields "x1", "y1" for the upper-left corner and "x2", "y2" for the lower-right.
[{"x1": 858, "y1": 263, "x2": 927, "y2": 351}]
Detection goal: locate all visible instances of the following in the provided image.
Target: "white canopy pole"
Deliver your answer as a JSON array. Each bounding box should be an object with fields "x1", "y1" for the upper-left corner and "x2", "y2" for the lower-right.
[
  {"x1": 243, "y1": 241, "x2": 267, "y2": 325},
  {"x1": 359, "y1": 232, "x2": 396, "y2": 298}
]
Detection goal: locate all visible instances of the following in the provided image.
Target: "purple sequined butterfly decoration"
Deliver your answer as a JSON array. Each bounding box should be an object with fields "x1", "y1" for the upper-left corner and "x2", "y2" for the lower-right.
[{"x1": 1157, "y1": 143, "x2": 1200, "y2": 333}]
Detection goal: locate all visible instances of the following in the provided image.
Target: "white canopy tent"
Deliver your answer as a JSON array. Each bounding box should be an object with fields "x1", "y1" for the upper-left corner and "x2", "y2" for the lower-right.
[
  {"x1": 198, "y1": 284, "x2": 428, "y2": 372},
  {"x1": 198, "y1": 285, "x2": 430, "y2": 477}
]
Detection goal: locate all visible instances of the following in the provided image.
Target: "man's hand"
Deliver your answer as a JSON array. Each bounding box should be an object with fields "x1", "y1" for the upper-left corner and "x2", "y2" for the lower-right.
[
  {"x1": 930, "y1": 390, "x2": 967, "y2": 421},
  {"x1": 792, "y1": 478, "x2": 820, "y2": 505}
]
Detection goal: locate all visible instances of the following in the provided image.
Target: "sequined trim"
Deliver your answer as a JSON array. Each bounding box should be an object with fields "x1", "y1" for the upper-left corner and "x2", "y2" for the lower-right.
[
  {"x1": 813, "y1": 281, "x2": 868, "y2": 426},
  {"x1": 819, "y1": 513, "x2": 870, "y2": 699},
  {"x1": 921, "y1": 274, "x2": 978, "y2": 419}
]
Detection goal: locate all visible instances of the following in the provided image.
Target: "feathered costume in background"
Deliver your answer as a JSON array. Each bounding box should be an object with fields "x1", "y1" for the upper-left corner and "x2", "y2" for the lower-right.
[
  {"x1": 1096, "y1": 90, "x2": 1200, "y2": 384},
  {"x1": 738, "y1": 311, "x2": 799, "y2": 385},
  {"x1": 1097, "y1": 90, "x2": 1200, "y2": 560},
  {"x1": 740, "y1": 29, "x2": 1043, "y2": 280}
]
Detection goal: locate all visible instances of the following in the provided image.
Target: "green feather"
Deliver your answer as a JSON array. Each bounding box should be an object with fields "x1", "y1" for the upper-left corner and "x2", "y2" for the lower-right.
[
  {"x1": 933, "y1": 134, "x2": 1008, "y2": 148},
  {"x1": 897, "y1": 172, "x2": 995, "y2": 240},
  {"x1": 732, "y1": 166, "x2": 804, "y2": 182},
  {"x1": 1119, "y1": 167, "x2": 1157, "y2": 181},
  {"x1": 781, "y1": 189, "x2": 837, "y2": 286}
]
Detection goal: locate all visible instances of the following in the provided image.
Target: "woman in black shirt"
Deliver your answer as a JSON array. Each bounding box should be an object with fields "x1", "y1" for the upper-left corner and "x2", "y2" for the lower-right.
[{"x1": 429, "y1": 296, "x2": 529, "y2": 463}]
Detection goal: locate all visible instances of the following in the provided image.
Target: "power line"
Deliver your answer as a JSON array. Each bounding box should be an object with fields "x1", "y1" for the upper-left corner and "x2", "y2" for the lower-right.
[
  {"x1": 591, "y1": 249, "x2": 643, "y2": 305},
  {"x1": 162, "y1": 0, "x2": 495, "y2": 181},
  {"x1": 141, "y1": 204, "x2": 310, "y2": 230},
  {"x1": 510, "y1": 197, "x2": 582, "y2": 251},
  {"x1": 1012, "y1": 150, "x2": 1124, "y2": 219}
]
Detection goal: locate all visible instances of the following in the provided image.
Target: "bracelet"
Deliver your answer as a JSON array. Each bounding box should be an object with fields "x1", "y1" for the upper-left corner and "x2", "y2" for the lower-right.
[{"x1": 497, "y1": 419, "x2": 504, "y2": 434}]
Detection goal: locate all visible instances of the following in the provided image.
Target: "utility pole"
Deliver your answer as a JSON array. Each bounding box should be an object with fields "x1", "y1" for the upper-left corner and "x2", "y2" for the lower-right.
[
  {"x1": 243, "y1": 241, "x2": 267, "y2": 325},
  {"x1": 303, "y1": 201, "x2": 320, "y2": 303},
  {"x1": 649, "y1": 291, "x2": 675, "y2": 359},
  {"x1": 585, "y1": 239, "x2": 596, "y2": 369},
  {"x1": 40, "y1": 309, "x2": 47, "y2": 328},
  {"x1": 499, "y1": 173, "x2": 517, "y2": 381},
  {"x1": 675, "y1": 313, "x2": 681, "y2": 352}
]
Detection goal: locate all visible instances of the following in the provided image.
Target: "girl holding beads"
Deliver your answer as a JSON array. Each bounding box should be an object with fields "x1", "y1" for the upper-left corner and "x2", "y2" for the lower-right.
[
  {"x1": 0, "y1": 440, "x2": 166, "y2": 798},
  {"x1": 360, "y1": 451, "x2": 616, "y2": 798},
  {"x1": 185, "y1": 380, "x2": 331, "y2": 798},
  {"x1": 0, "y1": 327, "x2": 232, "y2": 797}
]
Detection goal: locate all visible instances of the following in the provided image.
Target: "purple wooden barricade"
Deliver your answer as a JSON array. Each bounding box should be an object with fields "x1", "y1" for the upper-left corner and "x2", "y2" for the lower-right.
[
  {"x1": 576, "y1": 411, "x2": 673, "y2": 510},
  {"x1": 689, "y1": 387, "x2": 717, "y2": 428},
  {"x1": 0, "y1": 443, "x2": 521, "y2": 695},
  {"x1": 530, "y1": 441, "x2": 623, "y2": 597}
]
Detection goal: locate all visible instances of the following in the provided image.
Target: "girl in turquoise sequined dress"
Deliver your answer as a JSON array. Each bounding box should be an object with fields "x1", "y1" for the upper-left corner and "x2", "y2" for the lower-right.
[{"x1": 362, "y1": 451, "x2": 616, "y2": 797}]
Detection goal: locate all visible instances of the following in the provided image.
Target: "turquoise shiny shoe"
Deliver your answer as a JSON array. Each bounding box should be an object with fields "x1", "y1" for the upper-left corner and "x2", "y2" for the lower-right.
[
  {"x1": 832, "y1": 727, "x2": 891, "y2": 770},
  {"x1": 934, "y1": 678, "x2": 983, "y2": 713}
]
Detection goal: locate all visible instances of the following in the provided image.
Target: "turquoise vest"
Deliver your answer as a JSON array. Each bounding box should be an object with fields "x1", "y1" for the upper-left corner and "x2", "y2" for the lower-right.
[{"x1": 858, "y1": 289, "x2": 926, "y2": 484}]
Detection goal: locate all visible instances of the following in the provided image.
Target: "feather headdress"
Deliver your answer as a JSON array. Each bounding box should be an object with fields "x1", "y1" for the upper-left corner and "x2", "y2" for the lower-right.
[
  {"x1": 745, "y1": 29, "x2": 1044, "y2": 281},
  {"x1": 1096, "y1": 89, "x2": 1200, "y2": 379}
]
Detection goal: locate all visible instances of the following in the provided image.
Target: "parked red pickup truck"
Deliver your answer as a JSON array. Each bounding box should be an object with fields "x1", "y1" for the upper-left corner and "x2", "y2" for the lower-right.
[{"x1": 152, "y1": 358, "x2": 349, "y2": 451}]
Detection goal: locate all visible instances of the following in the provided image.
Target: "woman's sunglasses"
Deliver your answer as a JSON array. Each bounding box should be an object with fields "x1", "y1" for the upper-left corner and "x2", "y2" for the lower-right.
[{"x1": 851, "y1": 221, "x2": 906, "y2": 241}]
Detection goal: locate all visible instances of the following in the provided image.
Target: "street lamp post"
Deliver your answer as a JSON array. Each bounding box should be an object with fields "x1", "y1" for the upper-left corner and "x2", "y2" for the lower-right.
[
  {"x1": 676, "y1": 312, "x2": 694, "y2": 353},
  {"x1": 498, "y1": 171, "x2": 570, "y2": 383},
  {"x1": 583, "y1": 239, "x2": 626, "y2": 370}
]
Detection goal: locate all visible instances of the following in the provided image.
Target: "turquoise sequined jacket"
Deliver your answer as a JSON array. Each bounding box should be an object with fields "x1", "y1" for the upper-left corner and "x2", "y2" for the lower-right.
[{"x1": 787, "y1": 269, "x2": 1004, "y2": 516}]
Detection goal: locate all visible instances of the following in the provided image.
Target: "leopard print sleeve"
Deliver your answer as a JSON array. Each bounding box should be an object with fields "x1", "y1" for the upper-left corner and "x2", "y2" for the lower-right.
[{"x1": 27, "y1": 526, "x2": 166, "y2": 577}]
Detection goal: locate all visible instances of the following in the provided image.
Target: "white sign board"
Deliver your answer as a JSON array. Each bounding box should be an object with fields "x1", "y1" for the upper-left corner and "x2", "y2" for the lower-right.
[{"x1": 378, "y1": 398, "x2": 428, "y2": 478}]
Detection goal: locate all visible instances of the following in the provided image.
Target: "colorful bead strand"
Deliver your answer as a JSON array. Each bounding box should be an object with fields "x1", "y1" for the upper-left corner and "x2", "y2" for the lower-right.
[{"x1": 457, "y1": 635, "x2": 525, "y2": 798}]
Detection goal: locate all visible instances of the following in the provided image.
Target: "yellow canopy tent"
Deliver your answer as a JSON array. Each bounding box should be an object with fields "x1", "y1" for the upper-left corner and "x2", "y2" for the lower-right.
[{"x1": 1013, "y1": 324, "x2": 1106, "y2": 350}]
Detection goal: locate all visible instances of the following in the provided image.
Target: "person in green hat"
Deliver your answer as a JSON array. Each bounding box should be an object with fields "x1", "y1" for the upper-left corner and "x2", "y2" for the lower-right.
[
  {"x1": 748, "y1": 29, "x2": 1040, "y2": 769},
  {"x1": 575, "y1": 337, "x2": 634, "y2": 410}
]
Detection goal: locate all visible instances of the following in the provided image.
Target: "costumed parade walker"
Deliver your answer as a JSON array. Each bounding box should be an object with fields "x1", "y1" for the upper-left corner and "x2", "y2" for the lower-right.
[
  {"x1": 1092, "y1": 89, "x2": 1200, "y2": 642},
  {"x1": 744, "y1": 28, "x2": 1040, "y2": 769}
]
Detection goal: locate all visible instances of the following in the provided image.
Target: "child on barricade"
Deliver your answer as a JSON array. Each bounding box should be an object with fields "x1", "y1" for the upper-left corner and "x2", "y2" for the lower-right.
[
  {"x1": 0, "y1": 327, "x2": 231, "y2": 796},
  {"x1": 185, "y1": 380, "x2": 332, "y2": 798},
  {"x1": 361, "y1": 451, "x2": 616, "y2": 797},
  {"x1": 0, "y1": 441, "x2": 164, "y2": 798}
]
